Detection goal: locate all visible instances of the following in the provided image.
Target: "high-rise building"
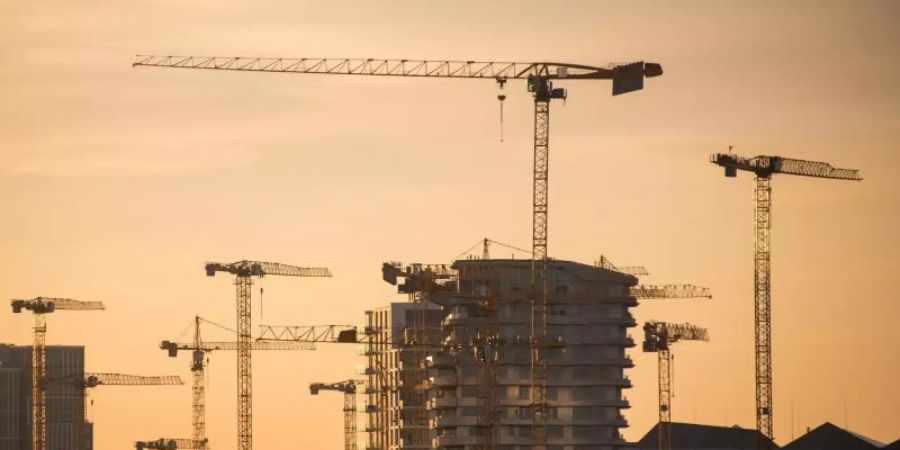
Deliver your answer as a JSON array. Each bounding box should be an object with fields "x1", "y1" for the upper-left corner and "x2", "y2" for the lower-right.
[
  {"x1": 0, "y1": 345, "x2": 91, "y2": 450},
  {"x1": 427, "y1": 259, "x2": 637, "y2": 450}
]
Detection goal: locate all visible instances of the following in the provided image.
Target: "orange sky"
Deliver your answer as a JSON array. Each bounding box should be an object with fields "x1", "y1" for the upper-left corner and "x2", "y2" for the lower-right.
[{"x1": 1, "y1": 1, "x2": 898, "y2": 448}]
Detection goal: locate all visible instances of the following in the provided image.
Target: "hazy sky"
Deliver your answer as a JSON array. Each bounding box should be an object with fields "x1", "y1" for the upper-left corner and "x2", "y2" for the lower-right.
[{"x1": 1, "y1": 1, "x2": 898, "y2": 448}]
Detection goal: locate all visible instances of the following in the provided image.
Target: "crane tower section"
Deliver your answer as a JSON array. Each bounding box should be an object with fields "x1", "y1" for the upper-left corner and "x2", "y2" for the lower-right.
[
  {"x1": 710, "y1": 152, "x2": 860, "y2": 447},
  {"x1": 204, "y1": 260, "x2": 330, "y2": 450}
]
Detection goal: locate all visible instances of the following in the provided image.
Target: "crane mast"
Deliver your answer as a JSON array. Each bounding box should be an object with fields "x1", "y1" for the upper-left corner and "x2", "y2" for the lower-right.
[
  {"x1": 710, "y1": 152, "x2": 860, "y2": 447},
  {"x1": 643, "y1": 321, "x2": 709, "y2": 450},
  {"x1": 135, "y1": 55, "x2": 661, "y2": 449},
  {"x1": 204, "y1": 260, "x2": 331, "y2": 450},
  {"x1": 10, "y1": 297, "x2": 105, "y2": 450}
]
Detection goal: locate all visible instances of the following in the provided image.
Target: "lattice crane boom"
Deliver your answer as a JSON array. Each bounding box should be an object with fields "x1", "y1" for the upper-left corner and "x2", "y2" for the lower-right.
[
  {"x1": 205, "y1": 260, "x2": 332, "y2": 278},
  {"x1": 135, "y1": 438, "x2": 208, "y2": 450},
  {"x1": 82, "y1": 373, "x2": 183, "y2": 387},
  {"x1": 136, "y1": 53, "x2": 662, "y2": 450},
  {"x1": 204, "y1": 261, "x2": 330, "y2": 450},
  {"x1": 10, "y1": 297, "x2": 105, "y2": 450},
  {"x1": 711, "y1": 153, "x2": 863, "y2": 181},
  {"x1": 711, "y1": 152, "x2": 860, "y2": 447},
  {"x1": 134, "y1": 56, "x2": 661, "y2": 85},
  {"x1": 643, "y1": 321, "x2": 710, "y2": 450},
  {"x1": 161, "y1": 340, "x2": 317, "y2": 354},
  {"x1": 631, "y1": 284, "x2": 712, "y2": 300}
]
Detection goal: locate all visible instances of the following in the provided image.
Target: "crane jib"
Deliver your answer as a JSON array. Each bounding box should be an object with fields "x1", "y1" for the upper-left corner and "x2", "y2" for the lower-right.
[{"x1": 133, "y1": 55, "x2": 661, "y2": 84}]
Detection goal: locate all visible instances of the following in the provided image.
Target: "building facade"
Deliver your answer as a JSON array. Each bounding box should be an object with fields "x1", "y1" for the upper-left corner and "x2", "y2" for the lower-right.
[
  {"x1": 427, "y1": 259, "x2": 638, "y2": 450},
  {"x1": 0, "y1": 345, "x2": 91, "y2": 450},
  {"x1": 363, "y1": 303, "x2": 442, "y2": 450}
]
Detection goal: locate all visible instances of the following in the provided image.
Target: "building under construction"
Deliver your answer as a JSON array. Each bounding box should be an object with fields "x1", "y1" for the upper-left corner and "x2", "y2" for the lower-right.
[
  {"x1": 363, "y1": 303, "x2": 442, "y2": 450},
  {"x1": 365, "y1": 258, "x2": 638, "y2": 450},
  {"x1": 0, "y1": 345, "x2": 91, "y2": 450}
]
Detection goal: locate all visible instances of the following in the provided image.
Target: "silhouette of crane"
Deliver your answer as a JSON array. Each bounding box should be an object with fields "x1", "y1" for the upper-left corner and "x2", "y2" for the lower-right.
[
  {"x1": 134, "y1": 56, "x2": 662, "y2": 448},
  {"x1": 643, "y1": 321, "x2": 709, "y2": 450},
  {"x1": 135, "y1": 438, "x2": 206, "y2": 450},
  {"x1": 10, "y1": 297, "x2": 105, "y2": 450},
  {"x1": 710, "y1": 152, "x2": 861, "y2": 447},
  {"x1": 160, "y1": 316, "x2": 316, "y2": 448},
  {"x1": 309, "y1": 380, "x2": 365, "y2": 450},
  {"x1": 204, "y1": 260, "x2": 331, "y2": 450}
]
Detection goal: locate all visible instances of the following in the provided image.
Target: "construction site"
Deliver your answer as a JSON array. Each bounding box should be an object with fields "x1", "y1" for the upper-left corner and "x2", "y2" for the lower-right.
[{"x1": 1, "y1": 3, "x2": 898, "y2": 450}]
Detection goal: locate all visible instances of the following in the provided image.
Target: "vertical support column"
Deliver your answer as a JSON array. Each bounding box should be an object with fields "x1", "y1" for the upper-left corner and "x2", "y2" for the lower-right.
[
  {"x1": 531, "y1": 96, "x2": 550, "y2": 450},
  {"x1": 364, "y1": 311, "x2": 376, "y2": 450},
  {"x1": 235, "y1": 275, "x2": 253, "y2": 450},
  {"x1": 754, "y1": 175, "x2": 773, "y2": 448},
  {"x1": 413, "y1": 291, "x2": 428, "y2": 448},
  {"x1": 658, "y1": 349, "x2": 672, "y2": 450},
  {"x1": 344, "y1": 390, "x2": 356, "y2": 450},
  {"x1": 191, "y1": 355, "x2": 206, "y2": 448},
  {"x1": 32, "y1": 314, "x2": 47, "y2": 450}
]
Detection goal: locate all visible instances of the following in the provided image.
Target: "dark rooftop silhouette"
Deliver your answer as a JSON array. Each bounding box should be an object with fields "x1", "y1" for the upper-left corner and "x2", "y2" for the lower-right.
[
  {"x1": 781, "y1": 422, "x2": 881, "y2": 450},
  {"x1": 633, "y1": 422, "x2": 778, "y2": 450}
]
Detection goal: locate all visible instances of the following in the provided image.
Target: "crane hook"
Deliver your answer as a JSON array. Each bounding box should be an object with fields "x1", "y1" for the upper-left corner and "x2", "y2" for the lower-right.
[{"x1": 496, "y1": 78, "x2": 507, "y2": 143}]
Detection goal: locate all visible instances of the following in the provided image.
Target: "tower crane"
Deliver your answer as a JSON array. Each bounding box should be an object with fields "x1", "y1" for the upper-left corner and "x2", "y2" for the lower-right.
[
  {"x1": 643, "y1": 321, "x2": 709, "y2": 450},
  {"x1": 204, "y1": 260, "x2": 330, "y2": 450},
  {"x1": 135, "y1": 438, "x2": 207, "y2": 450},
  {"x1": 710, "y1": 152, "x2": 861, "y2": 446},
  {"x1": 309, "y1": 380, "x2": 365, "y2": 450},
  {"x1": 160, "y1": 316, "x2": 316, "y2": 449},
  {"x1": 134, "y1": 56, "x2": 663, "y2": 448},
  {"x1": 10, "y1": 297, "x2": 105, "y2": 450}
]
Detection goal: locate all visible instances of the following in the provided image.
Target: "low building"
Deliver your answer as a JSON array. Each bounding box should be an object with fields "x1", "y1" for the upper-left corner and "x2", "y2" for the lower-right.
[
  {"x1": 632, "y1": 422, "x2": 778, "y2": 450},
  {"x1": 782, "y1": 422, "x2": 883, "y2": 450}
]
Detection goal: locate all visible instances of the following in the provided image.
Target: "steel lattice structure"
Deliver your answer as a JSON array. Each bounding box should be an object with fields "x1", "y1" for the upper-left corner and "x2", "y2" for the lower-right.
[
  {"x1": 82, "y1": 373, "x2": 183, "y2": 387},
  {"x1": 630, "y1": 284, "x2": 712, "y2": 300},
  {"x1": 10, "y1": 297, "x2": 105, "y2": 450},
  {"x1": 711, "y1": 152, "x2": 860, "y2": 448},
  {"x1": 205, "y1": 260, "x2": 331, "y2": 450},
  {"x1": 136, "y1": 55, "x2": 662, "y2": 449},
  {"x1": 309, "y1": 380, "x2": 364, "y2": 450},
  {"x1": 135, "y1": 438, "x2": 207, "y2": 450},
  {"x1": 160, "y1": 316, "x2": 317, "y2": 449},
  {"x1": 643, "y1": 321, "x2": 709, "y2": 450}
]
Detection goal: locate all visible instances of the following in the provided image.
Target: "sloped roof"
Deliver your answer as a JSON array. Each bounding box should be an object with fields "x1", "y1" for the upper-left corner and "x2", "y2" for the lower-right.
[
  {"x1": 883, "y1": 439, "x2": 900, "y2": 450},
  {"x1": 633, "y1": 422, "x2": 778, "y2": 449},
  {"x1": 783, "y1": 422, "x2": 879, "y2": 450}
]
